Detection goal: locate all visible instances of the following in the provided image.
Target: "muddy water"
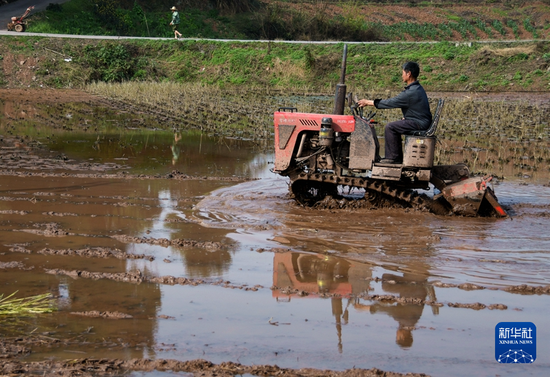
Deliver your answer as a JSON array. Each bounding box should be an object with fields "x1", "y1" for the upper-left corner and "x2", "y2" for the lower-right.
[{"x1": 1, "y1": 99, "x2": 550, "y2": 376}]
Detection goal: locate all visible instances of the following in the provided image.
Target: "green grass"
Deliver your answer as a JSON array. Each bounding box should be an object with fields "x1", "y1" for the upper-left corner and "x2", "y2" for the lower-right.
[
  {"x1": 506, "y1": 20, "x2": 519, "y2": 39},
  {"x1": 28, "y1": 0, "x2": 234, "y2": 39},
  {"x1": 523, "y1": 18, "x2": 538, "y2": 39},
  {"x1": 491, "y1": 20, "x2": 507, "y2": 36},
  {"x1": 29, "y1": 0, "x2": 105, "y2": 35},
  {"x1": 1, "y1": 35, "x2": 549, "y2": 92},
  {"x1": 24, "y1": 0, "x2": 550, "y2": 42}
]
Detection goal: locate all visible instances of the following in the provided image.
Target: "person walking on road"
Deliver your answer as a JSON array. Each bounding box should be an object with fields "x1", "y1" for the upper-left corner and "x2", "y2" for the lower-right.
[{"x1": 170, "y1": 6, "x2": 182, "y2": 39}]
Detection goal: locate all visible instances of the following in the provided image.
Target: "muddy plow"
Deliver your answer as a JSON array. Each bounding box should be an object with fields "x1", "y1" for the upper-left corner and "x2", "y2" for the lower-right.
[{"x1": 439, "y1": 176, "x2": 506, "y2": 217}]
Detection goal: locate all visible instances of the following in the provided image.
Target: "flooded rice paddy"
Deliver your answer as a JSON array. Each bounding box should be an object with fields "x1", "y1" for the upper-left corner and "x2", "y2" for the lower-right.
[{"x1": 1, "y1": 90, "x2": 550, "y2": 376}]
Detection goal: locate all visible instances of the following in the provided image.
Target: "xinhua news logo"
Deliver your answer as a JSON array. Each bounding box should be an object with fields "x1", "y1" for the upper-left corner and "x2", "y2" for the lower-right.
[{"x1": 495, "y1": 322, "x2": 536, "y2": 364}]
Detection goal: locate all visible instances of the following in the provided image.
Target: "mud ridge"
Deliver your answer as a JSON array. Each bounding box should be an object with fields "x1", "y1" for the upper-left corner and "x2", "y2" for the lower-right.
[
  {"x1": 0, "y1": 261, "x2": 32, "y2": 270},
  {"x1": 0, "y1": 196, "x2": 36, "y2": 202},
  {"x1": 0, "y1": 357, "x2": 428, "y2": 377},
  {"x1": 271, "y1": 286, "x2": 507, "y2": 310},
  {"x1": 447, "y1": 302, "x2": 499, "y2": 310},
  {"x1": 44, "y1": 269, "x2": 147, "y2": 284},
  {"x1": 9, "y1": 244, "x2": 155, "y2": 261},
  {"x1": 70, "y1": 311, "x2": 134, "y2": 319},
  {"x1": 42, "y1": 212, "x2": 79, "y2": 217},
  {"x1": 36, "y1": 247, "x2": 155, "y2": 261},
  {"x1": 43, "y1": 269, "x2": 263, "y2": 291},
  {"x1": 111, "y1": 234, "x2": 224, "y2": 250},
  {"x1": 504, "y1": 284, "x2": 550, "y2": 294},
  {"x1": 0, "y1": 168, "x2": 253, "y2": 182},
  {"x1": 16, "y1": 222, "x2": 71, "y2": 237},
  {"x1": 0, "y1": 210, "x2": 29, "y2": 215},
  {"x1": 0, "y1": 341, "x2": 31, "y2": 358},
  {"x1": 7, "y1": 244, "x2": 32, "y2": 254},
  {"x1": 433, "y1": 280, "x2": 550, "y2": 295}
]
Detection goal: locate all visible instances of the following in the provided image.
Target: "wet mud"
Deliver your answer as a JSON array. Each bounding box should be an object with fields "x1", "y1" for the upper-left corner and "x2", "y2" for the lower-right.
[
  {"x1": 0, "y1": 355, "x2": 426, "y2": 377},
  {"x1": 70, "y1": 311, "x2": 134, "y2": 319},
  {"x1": 1, "y1": 89, "x2": 550, "y2": 377}
]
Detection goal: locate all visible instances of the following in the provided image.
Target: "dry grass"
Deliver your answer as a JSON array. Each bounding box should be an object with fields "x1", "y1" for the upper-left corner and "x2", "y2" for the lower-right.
[
  {"x1": 86, "y1": 81, "x2": 331, "y2": 141},
  {"x1": 434, "y1": 98, "x2": 550, "y2": 177},
  {"x1": 86, "y1": 81, "x2": 275, "y2": 141},
  {"x1": 271, "y1": 57, "x2": 308, "y2": 81},
  {"x1": 480, "y1": 45, "x2": 538, "y2": 57}
]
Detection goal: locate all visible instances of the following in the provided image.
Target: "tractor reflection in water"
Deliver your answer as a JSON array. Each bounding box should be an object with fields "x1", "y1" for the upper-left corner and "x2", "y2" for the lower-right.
[
  {"x1": 272, "y1": 252, "x2": 434, "y2": 350},
  {"x1": 354, "y1": 270, "x2": 435, "y2": 348}
]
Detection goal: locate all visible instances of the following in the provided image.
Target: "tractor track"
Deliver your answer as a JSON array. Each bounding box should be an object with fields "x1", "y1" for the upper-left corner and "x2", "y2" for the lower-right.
[{"x1": 288, "y1": 171, "x2": 446, "y2": 213}]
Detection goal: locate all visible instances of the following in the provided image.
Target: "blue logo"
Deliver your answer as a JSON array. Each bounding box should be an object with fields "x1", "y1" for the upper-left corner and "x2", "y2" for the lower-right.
[{"x1": 495, "y1": 322, "x2": 536, "y2": 363}]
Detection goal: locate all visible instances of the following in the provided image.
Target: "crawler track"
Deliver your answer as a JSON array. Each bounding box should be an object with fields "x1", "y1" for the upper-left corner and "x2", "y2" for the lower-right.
[{"x1": 289, "y1": 171, "x2": 441, "y2": 210}]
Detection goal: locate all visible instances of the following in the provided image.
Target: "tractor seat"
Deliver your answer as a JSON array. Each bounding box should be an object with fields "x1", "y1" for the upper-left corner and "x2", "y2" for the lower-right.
[{"x1": 405, "y1": 99, "x2": 445, "y2": 137}]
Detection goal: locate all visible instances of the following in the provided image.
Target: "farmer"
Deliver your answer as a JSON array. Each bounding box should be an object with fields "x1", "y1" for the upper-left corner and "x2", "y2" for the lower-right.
[
  {"x1": 170, "y1": 6, "x2": 182, "y2": 39},
  {"x1": 358, "y1": 62, "x2": 432, "y2": 164}
]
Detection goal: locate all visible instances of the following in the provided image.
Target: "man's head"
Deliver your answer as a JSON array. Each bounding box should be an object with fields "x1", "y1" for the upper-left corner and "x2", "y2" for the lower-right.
[
  {"x1": 402, "y1": 61, "x2": 419, "y2": 80},
  {"x1": 171, "y1": 6, "x2": 177, "y2": 11},
  {"x1": 396, "y1": 328, "x2": 414, "y2": 348}
]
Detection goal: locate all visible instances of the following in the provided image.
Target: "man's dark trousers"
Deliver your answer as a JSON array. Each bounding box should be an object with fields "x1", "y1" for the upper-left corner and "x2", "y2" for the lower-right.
[{"x1": 384, "y1": 119, "x2": 427, "y2": 162}]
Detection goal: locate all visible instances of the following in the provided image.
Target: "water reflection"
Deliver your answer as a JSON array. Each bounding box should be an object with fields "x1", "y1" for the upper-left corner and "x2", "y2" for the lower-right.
[
  {"x1": 171, "y1": 132, "x2": 182, "y2": 165},
  {"x1": 123, "y1": 180, "x2": 235, "y2": 279},
  {"x1": 365, "y1": 269, "x2": 433, "y2": 348},
  {"x1": 273, "y1": 253, "x2": 371, "y2": 297},
  {"x1": 44, "y1": 130, "x2": 269, "y2": 178},
  {"x1": 273, "y1": 252, "x2": 436, "y2": 351}
]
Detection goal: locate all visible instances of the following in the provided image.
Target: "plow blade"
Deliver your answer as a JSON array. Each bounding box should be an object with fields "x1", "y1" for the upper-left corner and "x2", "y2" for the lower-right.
[{"x1": 440, "y1": 176, "x2": 507, "y2": 217}]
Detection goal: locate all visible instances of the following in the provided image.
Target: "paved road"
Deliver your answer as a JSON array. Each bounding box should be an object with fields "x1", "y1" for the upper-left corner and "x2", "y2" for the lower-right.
[{"x1": 0, "y1": 0, "x2": 72, "y2": 31}]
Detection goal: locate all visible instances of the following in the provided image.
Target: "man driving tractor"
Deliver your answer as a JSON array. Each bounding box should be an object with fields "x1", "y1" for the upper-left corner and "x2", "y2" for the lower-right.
[{"x1": 358, "y1": 62, "x2": 432, "y2": 164}]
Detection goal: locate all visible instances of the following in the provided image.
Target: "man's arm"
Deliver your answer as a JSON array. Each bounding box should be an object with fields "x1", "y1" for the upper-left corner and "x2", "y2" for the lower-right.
[
  {"x1": 375, "y1": 90, "x2": 410, "y2": 110},
  {"x1": 358, "y1": 90, "x2": 409, "y2": 109},
  {"x1": 357, "y1": 99, "x2": 374, "y2": 107}
]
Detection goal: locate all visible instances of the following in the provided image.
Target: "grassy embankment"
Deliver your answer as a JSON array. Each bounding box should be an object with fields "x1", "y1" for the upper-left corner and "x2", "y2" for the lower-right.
[{"x1": 2, "y1": 37, "x2": 549, "y2": 91}]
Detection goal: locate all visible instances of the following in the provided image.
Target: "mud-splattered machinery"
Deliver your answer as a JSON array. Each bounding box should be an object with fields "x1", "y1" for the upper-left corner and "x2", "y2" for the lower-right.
[{"x1": 272, "y1": 46, "x2": 506, "y2": 217}]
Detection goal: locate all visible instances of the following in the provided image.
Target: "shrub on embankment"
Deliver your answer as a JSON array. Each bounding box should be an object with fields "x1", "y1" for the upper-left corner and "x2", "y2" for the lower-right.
[{"x1": 0, "y1": 37, "x2": 549, "y2": 93}]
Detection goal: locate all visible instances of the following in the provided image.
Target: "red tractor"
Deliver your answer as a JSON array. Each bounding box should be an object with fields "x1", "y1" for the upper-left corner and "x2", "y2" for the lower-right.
[
  {"x1": 272, "y1": 45, "x2": 507, "y2": 217},
  {"x1": 7, "y1": 6, "x2": 34, "y2": 32}
]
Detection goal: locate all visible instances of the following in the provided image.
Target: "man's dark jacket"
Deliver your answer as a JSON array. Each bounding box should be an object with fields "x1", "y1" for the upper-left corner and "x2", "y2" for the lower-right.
[{"x1": 374, "y1": 81, "x2": 432, "y2": 129}]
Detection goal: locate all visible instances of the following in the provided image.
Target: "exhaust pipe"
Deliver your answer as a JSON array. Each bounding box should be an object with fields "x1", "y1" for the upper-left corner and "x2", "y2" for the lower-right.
[{"x1": 333, "y1": 44, "x2": 348, "y2": 115}]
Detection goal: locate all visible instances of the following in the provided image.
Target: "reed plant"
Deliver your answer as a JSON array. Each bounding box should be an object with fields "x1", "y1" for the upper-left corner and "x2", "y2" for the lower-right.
[{"x1": 0, "y1": 292, "x2": 56, "y2": 316}]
